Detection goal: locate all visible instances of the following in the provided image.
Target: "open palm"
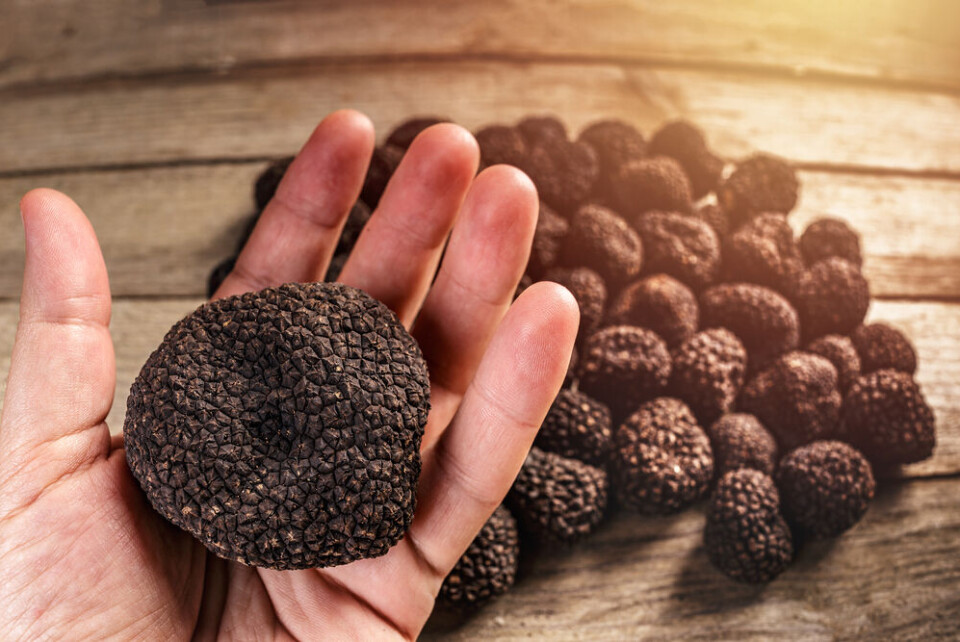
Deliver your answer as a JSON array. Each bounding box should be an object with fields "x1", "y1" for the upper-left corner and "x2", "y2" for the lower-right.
[{"x1": 0, "y1": 111, "x2": 578, "y2": 640}]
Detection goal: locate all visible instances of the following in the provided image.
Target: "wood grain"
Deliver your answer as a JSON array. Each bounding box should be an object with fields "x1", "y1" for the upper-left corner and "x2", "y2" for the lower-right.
[
  {"x1": 3, "y1": 0, "x2": 960, "y2": 91},
  {"x1": 4, "y1": 62, "x2": 960, "y2": 174}
]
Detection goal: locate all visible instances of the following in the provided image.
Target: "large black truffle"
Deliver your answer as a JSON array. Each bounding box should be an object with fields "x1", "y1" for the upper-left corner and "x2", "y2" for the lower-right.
[
  {"x1": 796, "y1": 258, "x2": 870, "y2": 340},
  {"x1": 723, "y1": 213, "x2": 804, "y2": 298},
  {"x1": 806, "y1": 334, "x2": 862, "y2": 393},
  {"x1": 841, "y1": 369, "x2": 936, "y2": 466},
  {"x1": 648, "y1": 120, "x2": 724, "y2": 198},
  {"x1": 850, "y1": 323, "x2": 918, "y2": 375},
  {"x1": 606, "y1": 274, "x2": 699, "y2": 347},
  {"x1": 535, "y1": 388, "x2": 613, "y2": 467},
  {"x1": 543, "y1": 267, "x2": 607, "y2": 343},
  {"x1": 611, "y1": 398, "x2": 713, "y2": 514},
  {"x1": 776, "y1": 441, "x2": 875, "y2": 538},
  {"x1": 708, "y1": 413, "x2": 778, "y2": 476},
  {"x1": 528, "y1": 201, "x2": 570, "y2": 278},
  {"x1": 669, "y1": 328, "x2": 747, "y2": 424},
  {"x1": 439, "y1": 505, "x2": 520, "y2": 610},
  {"x1": 800, "y1": 217, "x2": 862, "y2": 267},
  {"x1": 124, "y1": 282, "x2": 431, "y2": 570},
  {"x1": 612, "y1": 157, "x2": 694, "y2": 218},
  {"x1": 739, "y1": 352, "x2": 842, "y2": 451},
  {"x1": 633, "y1": 212, "x2": 721, "y2": 291},
  {"x1": 562, "y1": 204, "x2": 643, "y2": 286},
  {"x1": 718, "y1": 153, "x2": 799, "y2": 228},
  {"x1": 704, "y1": 469, "x2": 793, "y2": 584},
  {"x1": 507, "y1": 447, "x2": 608, "y2": 545}
]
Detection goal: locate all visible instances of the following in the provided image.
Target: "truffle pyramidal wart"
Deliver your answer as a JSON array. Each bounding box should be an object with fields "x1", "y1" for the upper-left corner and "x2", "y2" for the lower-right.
[{"x1": 123, "y1": 282, "x2": 431, "y2": 570}]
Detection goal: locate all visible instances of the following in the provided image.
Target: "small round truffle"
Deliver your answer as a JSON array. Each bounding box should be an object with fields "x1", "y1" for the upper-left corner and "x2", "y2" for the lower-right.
[
  {"x1": 648, "y1": 120, "x2": 724, "y2": 198},
  {"x1": 475, "y1": 125, "x2": 528, "y2": 168},
  {"x1": 612, "y1": 157, "x2": 694, "y2": 218},
  {"x1": 523, "y1": 137, "x2": 600, "y2": 213},
  {"x1": 708, "y1": 414, "x2": 778, "y2": 476},
  {"x1": 633, "y1": 212, "x2": 721, "y2": 291},
  {"x1": 796, "y1": 258, "x2": 870, "y2": 340},
  {"x1": 704, "y1": 469, "x2": 793, "y2": 584},
  {"x1": 124, "y1": 282, "x2": 431, "y2": 570},
  {"x1": 718, "y1": 153, "x2": 799, "y2": 228},
  {"x1": 699, "y1": 283, "x2": 800, "y2": 370},
  {"x1": 543, "y1": 267, "x2": 607, "y2": 342},
  {"x1": 439, "y1": 505, "x2": 520, "y2": 610},
  {"x1": 723, "y1": 213, "x2": 804, "y2": 298},
  {"x1": 517, "y1": 114, "x2": 568, "y2": 144},
  {"x1": 579, "y1": 326, "x2": 671, "y2": 421},
  {"x1": 506, "y1": 447, "x2": 608, "y2": 545},
  {"x1": 606, "y1": 274, "x2": 699, "y2": 347},
  {"x1": 696, "y1": 202, "x2": 731, "y2": 240},
  {"x1": 841, "y1": 369, "x2": 936, "y2": 466},
  {"x1": 562, "y1": 204, "x2": 643, "y2": 285},
  {"x1": 739, "y1": 352, "x2": 842, "y2": 451},
  {"x1": 577, "y1": 119, "x2": 647, "y2": 193},
  {"x1": 850, "y1": 323, "x2": 918, "y2": 375},
  {"x1": 385, "y1": 116, "x2": 448, "y2": 150},
  {"x1": 528, "y1": 201, "x2": 570, "y2": 278},
  {"x1": 800, "y1": 217, "x2": 862, "y2": 267},
  {"x1": 776, "y1": 441, "x2": 875, "y2": 538},
  {"x1": 535, "y1": 388, "x2": 613, "y2": 466},
  {"x1": 361, "y1": 144, "x2": 404, "y2": 208},
  {"x1": 254, "y1": 156, "x2": 294, "y2": 210},
  {"x1": 207, "y1": 256, "x2": 236, "y2": 298},
  {"x1": 611, "y1": 398, "x2": 713, "y2": 514},
  {"x1": 806, "y1": 334, "x2": 861, "y2": 393},
  {"x1": 669, "y1": 328, "x2": 747, "y2": 424}
]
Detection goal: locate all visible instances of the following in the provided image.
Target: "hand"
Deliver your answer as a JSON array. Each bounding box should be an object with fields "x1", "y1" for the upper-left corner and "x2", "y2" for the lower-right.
[{"x1": 0, "y1": 111, "x2": 578, "y2": 640}]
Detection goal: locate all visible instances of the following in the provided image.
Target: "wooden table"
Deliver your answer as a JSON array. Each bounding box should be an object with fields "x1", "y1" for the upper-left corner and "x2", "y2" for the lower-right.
[{"x1": 2, "y1": 1, "x2": 959, "y2": 639}]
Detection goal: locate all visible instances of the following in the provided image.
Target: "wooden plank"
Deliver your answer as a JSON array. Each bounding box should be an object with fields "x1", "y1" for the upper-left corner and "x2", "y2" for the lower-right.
[
  {"x1": 0, "y1": 299, "x2": 957, "y2": 480},
  {"x1": 3, "y1": 62, "x2": 960, "y2": 174},
  {"x1": 2, "y1": 167, "x2": 959, "y2": 299},
  {"x1": 423, "y1": 476, "x2": 960, "y2": 640},
  {"x1": 3, "y1": 1, "x2": 960, "y2": 91}
]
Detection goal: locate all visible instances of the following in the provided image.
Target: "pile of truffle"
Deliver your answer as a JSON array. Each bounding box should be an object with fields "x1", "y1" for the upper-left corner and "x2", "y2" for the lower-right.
[{"x1": 209, "y1": 114, "x2": 936, "y2": 609}]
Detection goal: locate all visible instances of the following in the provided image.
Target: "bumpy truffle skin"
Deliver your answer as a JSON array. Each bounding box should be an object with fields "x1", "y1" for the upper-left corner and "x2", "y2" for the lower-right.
[
  {"x1": 719, "y1": 153, "x2": 799, "y2": 227},
  {"x1": 254, "y1": 156, "x2": 294, "y2": 210},
  {"x1": 739, "y1": 352, "x2": 841, "y2": 451},
  {"x1": 634, "y1": 212, "x2": 721, "y2": 291},
  {"x1": 517, "y1": 114, "x2": 568, "y2": 144},
  {"x1": 528, "y1": 202, "x2": 570, "y2": 278},
  {"x1": 708, "y1": 414, "x2": 778, "y2": 476},
  {"x1": 612, "y1": 398, "x2": 714, "y2": 514},
  {"x1": 507, "y1": 448, "x2": 608, "y2": 545},
  {"x1": 207, "y1": 256, "x2": 236, "y2": 298},
  {"x1": 579, "y1": 326, "x2": 672, "y2": 421},
  {"x1": 806, "y1": 334, "x2": 861, "y2": 393},
  {"x1": 851, "y1": 323, "x2": 917, "y2": 375},
  {"x1": 475, "y1": 125, "x2": 528, "y2": 169},
  {"x1": 523, "y1": 137, "x2": 600, "y2": 213},
  {"x1": 612, "y1": 157, "x2": 695, "y2": 219},
  {"x1": 606, "y1": 274, "x2": 699, "y2": 347},
  {"x1": 562, "y1": 204, "x2": 643, "y2": 285},
  {"x1": 124, "y1": 282, "x2": 431, "y2": 570},
  {"x1": 841, "y1": 370, "x2": 936, "y2": 465},
  {"x1": 648, "y1": 120, "x2": 724, "y2": 198},
  {"x1": 577, "y1": 119, "x2": 647, "y2": 194},
  {"x1": 796, "y1": 258, "x2": 870, "y2": 340},
  {"x1": 704, "y1": 469, "x2": 793, "y2": 584},
  {"x1": 669, "y1": 328, "x2": 747, "y2": 424},
  {"x1": 776, "y1": 441, "x2": 875, "y2": 538},
  {"x1": 699, "y1": 283, "x2": 799, "y2": 370},
  {"x1": 535, "y1": 389, "x2": 613, "y2": 467},
  {"x1": 385, "y1": 116, "x2": 448, "y2": 150},
  {"x1": 723, "y1": 213, "x2": 804, "y2": 298},
  {"x1": 696, "y1": 203, "x2": 731, "y2": 239},
  {"x1": 361, "y1": 144, "x2": 404, "y2": 208},
  {"x1": 800, "y1": 217, "x2": 862, "y2": 267},
  {"x1": 439, "y1": 506, "x2": 519, "y2": 610},
  {"x1": 544, "y1": 267, "x2": 607, "y2": 342}
]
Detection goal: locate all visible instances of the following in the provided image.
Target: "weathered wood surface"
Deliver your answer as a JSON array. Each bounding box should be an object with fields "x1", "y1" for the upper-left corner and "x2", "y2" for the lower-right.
[
  {"x1": 3, "y1": 0, "x2": 960, "y2": 91},
  {"x1": 4, "y1": 62, "x2": 960, "y2": 175}
]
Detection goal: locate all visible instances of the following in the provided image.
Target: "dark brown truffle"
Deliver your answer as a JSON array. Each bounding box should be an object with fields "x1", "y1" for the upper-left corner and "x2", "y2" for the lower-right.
[
  {"x1": 718, "y1": 153, "x2": 799, "y2": 228},
  {"x1": 648, "y1": 120, "x2": 724, "y2": 198},
  {"x1": 577, "y1": 119, "x2": 647, "y2": 194},
  {"x1": 517, "y1": 114, "x2": 568, "y2": 144},
  {"x1": 606, "y1": 274, "x2": 699, "y2": 347},
  {"x1": 851, "y1": 323, "x2": 918, "y2": 375},
  {"x1": 535, "y1": 388, "x2": 613, "y2": 467},
  {"x1": 699, "y1": 283, "x2": 800, "y2": 371},
  {"x1": 612, "y1": 398, "x2": 713, "y2": 514},
  {"x1": 633, "y1": 212, "x2": 721, "y2": 291},
  {"x1": 800, "y1": 217, "x2": 862, "y2": 267},
  {"x1": 361, "y1": 144, "x2": 404, "y2": 208},
  {"x1": 123, "y1": 282, "x2": 431, "y2": 570},
  {"x1": 841, "y1": 369, "x2": 936, "y2": 466},
  {"x1": 708, "y1": 413, "x2": 778, "y2": 476},
  {"x1": 776, "y1": 441, "x2": 875, "y2": 538},
  {"x1": 543, "y1": 267, "x2": 607, "y2": 343},
  {"x1": 696, "y1": 202, "x2": 731, "y2": 239},
  {"x1": 723, "y1": 213, "x2": 804, "y2": 298},
  {"x1": 207, "y1": 256, "x2": 236, "y2": 298},
  {"x1": 523, "y1": 137, "x2": 600, "y2": 214},
  {"x1": 506, "y1": 447, "x2": 608, "y2": 545},
  {"x1": 796, "y1": 258, "x2": 870, "y2": 340},
  {"x1": 562, "y1": 204, "x2": 642, "y2": 285},
  {"x1": 579, "y1": 326, "x2": 671, "y2": 421},
  {"x1": 528, "y1": 201, "x2": 570, "y2": 278},
  {"x1": 385, "y1": 116, "x2": 449, "y2": 150},
  {"x1": 739, "y1": 352, "x2": 842, "y2": 451},
  {"x1": 612, "y1": 157, "x2": 694, "y2": 218},
  {"x1": 806, "y1": 334, "x2": 861, "y2": 393},
  {"x1": 704, "y1": 469, "x2": 793, "y2": 583},
  {"x1": 669, "y1": 328, "x2": 747, "y2": 424},
  {"x1": 254, "y1": 156, "x2": 294, "y2": 210},
  {"x1": 439, "y1": 505, "x2": 519, "y2": 610},
  {"x1": 475, "y1": 125, "x2": 528, "y2": 169}
]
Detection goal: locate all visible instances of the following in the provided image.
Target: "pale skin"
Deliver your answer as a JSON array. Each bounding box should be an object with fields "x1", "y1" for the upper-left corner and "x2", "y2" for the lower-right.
[{"x1": 0, "y1": 111, "x2": 579, "y2": 640}]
